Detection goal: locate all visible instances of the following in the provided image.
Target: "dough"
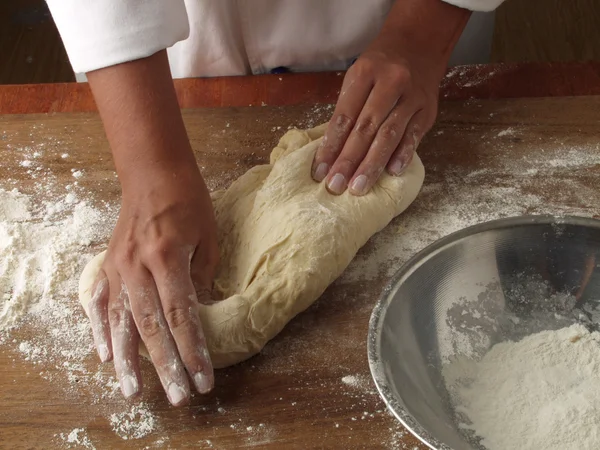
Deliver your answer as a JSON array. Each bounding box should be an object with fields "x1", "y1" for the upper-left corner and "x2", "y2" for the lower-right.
[{"x1": 79, "y1": 123, "x2": 425, "y2": 368}]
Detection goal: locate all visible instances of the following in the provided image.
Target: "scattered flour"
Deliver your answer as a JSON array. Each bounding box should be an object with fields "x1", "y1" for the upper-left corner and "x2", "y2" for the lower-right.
[
  {"x1": 58, "y1": 427, "x2": 95, "y2": 449},
  {"x1": 341, "y1": 138, "x2": 599, "y2": 284},
  {"x1": 110, "y1": 403, "x2": 158, "y2": 440},
  {"x1": 441, "y1": 65, "x2": 504, "y2": 96},
  {"x1": 0, "y1": 151, "x2": 153, "y2": 446},
  {"x1": 0, "y1": 189, "x2": 109, "y2": 328},
  {"x1": 444, "y1": 324, "x2": 600, "y2": 450},
  {"x1": 3, "y1": 117, "x2": 598, "y2": 450},
  {"x1": 497, "y1": 127, "x2": 516, "y2": 137},
  {"x1": 341, "y1": 374, "x2": 372, "y2": 392},
  {"x1": 0, "y1": 188, "x2": 32, "y2": 222},
  {"x1": 341, "y1": 374, "x2": 360, "y2": 388}
]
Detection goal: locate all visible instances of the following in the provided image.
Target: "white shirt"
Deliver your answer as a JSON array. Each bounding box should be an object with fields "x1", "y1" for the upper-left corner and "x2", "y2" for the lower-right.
[{"x1": 46, "y1": 0, "x2": 505, "y2": 79}]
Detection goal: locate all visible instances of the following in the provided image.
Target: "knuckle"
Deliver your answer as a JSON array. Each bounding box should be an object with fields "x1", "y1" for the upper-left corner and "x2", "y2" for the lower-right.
[
  {"x1": 151, "y1": 239, "x2": 176, "y2": 258},
  {"x1": 108, "y1": 306, "x2": 125, "y2": 327},
  {"x1": 351, "y1": 59, "x2": 374, "y2": 79},
  {"x1": 113, "y1": 245, "x2": 136, "y2": 268},
  {"x1": 388, "y1": 64, "x2": 412, "y2": 87},
  {"x1": 146, "y1": 240, "x2": 180, "y2": 270},
  {"x1": 138, "y1": 311, "x2": 163, "y2": 338},
  {"x1": 165, "y1": 306, "x2": 193, "y2": 330},
  {"x1": 379, "y1": 122, "x2": 402, "y2": 142},
  {"x1": 354, "y1": 117, "x2": 379, "y2": 139},
  {"x1": 333, "y1": 113, "x2": 354, "y2": 134}
]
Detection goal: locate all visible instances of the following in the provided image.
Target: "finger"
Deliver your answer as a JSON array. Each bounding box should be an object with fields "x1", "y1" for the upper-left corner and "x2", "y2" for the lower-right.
[
  {"x1": 312, "y1": 69, "x2": 373, "y2": 182},
  {"x1": 108, "y1": 279, "x2": 142, "y2": 400},
  {"x1": 347, "y1": 102, "x2": 418, "y2": 196},
  {"x1": 387, "y1": 109, "x2": 431, "y2": 176},
  {"x1": 153, "y1": 250, "x2": 214, "y2": 394},
  {"x1": 326, "y1": 83, "x2": 405, "y2": 195},
  {"x1": 89, "y1": 273, "x2": 112, "y2": 362},
  {"x1": 189, "y1": 242, "x2": 218, "y2": 304},
  {"x1": 127, "y1": 268, "x2": 191, "y2": 406}
]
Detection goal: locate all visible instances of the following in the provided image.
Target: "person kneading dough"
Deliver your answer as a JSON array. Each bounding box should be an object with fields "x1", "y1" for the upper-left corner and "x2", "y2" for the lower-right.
[{"x1": 46, "y1": 0, "x2": 505, "y2": 406}]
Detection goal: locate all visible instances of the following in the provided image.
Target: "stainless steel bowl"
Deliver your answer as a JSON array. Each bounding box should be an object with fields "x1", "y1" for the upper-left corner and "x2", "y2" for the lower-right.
[{"x1": 368, "y1": 215, "x2": 600, "y2": 450}]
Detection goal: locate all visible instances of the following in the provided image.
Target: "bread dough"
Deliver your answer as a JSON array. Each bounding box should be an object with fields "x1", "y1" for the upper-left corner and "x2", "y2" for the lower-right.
[{"x1": 79, "y1": 123, "x2": 425, "y2": 368}]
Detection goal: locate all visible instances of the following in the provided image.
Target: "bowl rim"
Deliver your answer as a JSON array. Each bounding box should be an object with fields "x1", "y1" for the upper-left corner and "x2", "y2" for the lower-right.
[{"x1": 367, "y1": 214, "x2": 600, "y2": 450}]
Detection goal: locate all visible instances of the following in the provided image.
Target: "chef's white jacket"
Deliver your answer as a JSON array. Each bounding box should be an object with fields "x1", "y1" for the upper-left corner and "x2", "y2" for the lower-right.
[{"x1": 46, "y1": 0, "x2": 504, "y2": 78}]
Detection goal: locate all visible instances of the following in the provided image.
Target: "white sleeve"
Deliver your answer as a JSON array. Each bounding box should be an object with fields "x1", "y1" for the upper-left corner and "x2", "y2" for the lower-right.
[
  {"x1": 441, "y1": 0, "x2": 505, "y2": 12},
  {"x1": 46, "y1": 0, "x2": 189, "y2": 73}
]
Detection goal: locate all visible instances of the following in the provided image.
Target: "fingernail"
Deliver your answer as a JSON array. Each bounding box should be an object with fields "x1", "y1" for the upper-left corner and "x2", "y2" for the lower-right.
[
  {"x1": 194, "y1": 372, "x2": 213, "y2": 394},
  {"x1": 168, "y1": 382, "x2": 187, "y2": 405},
  {"x1": 350, "y1": 175, "x2": 368, "y2": 196},
  {"x1": 313, "y1": 162, "x2": 329, "y2": 182},
  {"x1": 327, "y1": 173, "x2": 346, "y2": 194},
  {"x1": 388, "y1": 159, "x2": 406, "y2": 176},
  {"x1": 121, "y1": 375, "x2": 138, "y2": 398},
  {"x1": 97, "y1": 344, "x2": 109, "y2": 362}
]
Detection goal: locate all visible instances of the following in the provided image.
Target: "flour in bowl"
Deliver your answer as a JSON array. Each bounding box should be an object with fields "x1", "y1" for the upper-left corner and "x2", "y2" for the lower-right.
[{"x1": 443, "y1": 323, "x2": 600, "y2": 450}]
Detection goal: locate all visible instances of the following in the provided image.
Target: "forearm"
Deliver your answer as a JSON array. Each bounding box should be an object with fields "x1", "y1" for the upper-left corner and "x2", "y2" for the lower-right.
[
  {"x1": 87, "y1": 50, "x2": 197, "y2": 192},
  {"x1": 379, "y1": 0, "x2": 472, "y2": 63}
]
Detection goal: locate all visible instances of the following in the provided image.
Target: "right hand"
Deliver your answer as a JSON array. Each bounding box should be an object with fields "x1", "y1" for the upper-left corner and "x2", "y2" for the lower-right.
[{"x1": 88, "y1": 164, "x2": 219, "y2": 406}]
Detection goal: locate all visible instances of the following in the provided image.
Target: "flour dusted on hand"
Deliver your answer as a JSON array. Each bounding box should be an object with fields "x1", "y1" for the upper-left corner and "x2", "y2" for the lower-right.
[
  {"x1": 443, "y1": 324, "x2": 600, "y2": 450},
  {"x1": 79, "y1": 123, "x2": 425, "y2": 368}
]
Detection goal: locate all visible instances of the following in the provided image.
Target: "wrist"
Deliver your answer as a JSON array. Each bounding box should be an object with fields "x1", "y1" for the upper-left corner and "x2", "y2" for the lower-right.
[
  {"x1": 117, "y1": 149, "x2": 202, "y2": 198},
  {"x1": 111, "y1": 125, "x2": 199, "y2": 190},
  {"x1": 87, "y1": 50, "x2": 200, "y2": 192}
]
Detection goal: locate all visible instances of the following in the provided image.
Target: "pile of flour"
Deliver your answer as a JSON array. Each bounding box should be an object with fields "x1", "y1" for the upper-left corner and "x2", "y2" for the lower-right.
[
  {"x1": 444, "y1": 324, "x2": 600, "y2": 450},
  {"x1": 0, "y1": 187, "x2": 109, "y2": 328}
]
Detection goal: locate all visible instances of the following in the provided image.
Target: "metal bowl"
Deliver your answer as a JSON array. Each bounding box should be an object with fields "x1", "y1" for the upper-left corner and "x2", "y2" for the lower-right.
[{"x1": 368, "y1": 215, "x2": 600, "y2": 450}]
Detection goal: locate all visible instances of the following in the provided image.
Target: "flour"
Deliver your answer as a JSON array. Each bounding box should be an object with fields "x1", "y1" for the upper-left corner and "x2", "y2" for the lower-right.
[
  {"x1": 341, "y1": 374, "x2": 360, "y2": 388},
  {"x1": 0, "y1": 188, "x2": 32, "y2": 221},
  {"x1": 0, "y1": 182, "x2": 162, "y2": 441},
  {"x1": 341, "y1": 374, "x2": 372, "y2": 393},
  {"x1": 440, "y1": 65, "x2": 504, "y2": 97},
  {"x1": 0, "y1": 188, "x2": 109, "y2": 328},
  {"x1": 496, "y1": 127, "x2": 515, "y2": 137},
  {"x1": 0, "y1": 161, "x2": 158, "y2": 445},
  {"x1": 58, "y1": 427, "x2": 95, "y2": 449},
  {"x1": 110, "y1": 403, "x2": 157, "y2": 440},
  {"x1": 444, "y1": 324, "x2": 600, "y2": 450}
]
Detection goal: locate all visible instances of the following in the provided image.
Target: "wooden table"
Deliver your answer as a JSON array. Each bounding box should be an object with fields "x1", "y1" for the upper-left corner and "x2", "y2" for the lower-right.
[{"x1": 1, "y1": 63, "x2": 599, "y2": 449}]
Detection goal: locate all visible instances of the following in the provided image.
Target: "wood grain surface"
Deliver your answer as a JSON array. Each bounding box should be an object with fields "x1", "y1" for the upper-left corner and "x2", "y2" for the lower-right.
[
  {"x1": 2, "y1": 62, "x2": 600, "y2": 115},
  {"x1": 1, "y1": 96, "x2": 600, "y2": 449},
  {"x1": 493, "y1": 0, "x2": 600, "y2": 63}
]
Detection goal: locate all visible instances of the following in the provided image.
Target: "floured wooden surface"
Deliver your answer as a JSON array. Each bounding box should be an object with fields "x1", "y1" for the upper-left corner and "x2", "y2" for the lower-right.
[{"x1": 0, "y1": 97, "x2": 599, "y2": 449}]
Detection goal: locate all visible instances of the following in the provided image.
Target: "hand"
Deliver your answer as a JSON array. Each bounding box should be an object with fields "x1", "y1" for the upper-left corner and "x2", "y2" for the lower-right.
[
  {"x1": 85, "y1": 50, "x2": 219, "y2": 405},
  {"x1": 312, "y1": 0, "x2": 471, "y2": 196},
  {"x1": 88, "y1": 165, "x2": 219, "y2": 406}
]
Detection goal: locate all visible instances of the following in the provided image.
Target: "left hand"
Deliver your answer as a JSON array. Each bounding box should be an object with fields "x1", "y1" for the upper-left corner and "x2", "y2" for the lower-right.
[{"x1": 312, "y1": 0, "x2": 471, "y2": 196}]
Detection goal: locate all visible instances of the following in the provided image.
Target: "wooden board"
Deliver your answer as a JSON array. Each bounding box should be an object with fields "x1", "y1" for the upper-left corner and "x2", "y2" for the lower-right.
[
  {"x1": 1, "y1": 96, "x2": 599, "y2": 449},
  {"x1": 3, "y1": 63, "x2": 600, "y2": 115}
]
